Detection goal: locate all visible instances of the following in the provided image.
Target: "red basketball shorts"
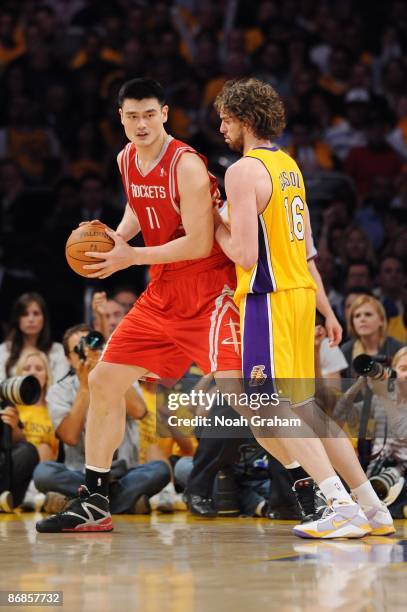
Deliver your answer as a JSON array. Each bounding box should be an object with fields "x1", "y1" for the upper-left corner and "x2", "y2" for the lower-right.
[{"x1": 101, "y1": 263, "x2": 241, "y2": 380}]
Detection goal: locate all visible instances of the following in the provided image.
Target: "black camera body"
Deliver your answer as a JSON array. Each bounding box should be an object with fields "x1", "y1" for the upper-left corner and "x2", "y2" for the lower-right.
[
  {"x1": 1, "y1": 375, "x2": 41, "y2": 496},
  {"x1": 352, "y1": 354, "x2": 396, "y2": 380},
  {"x1": 74, "y1": 331, "x2": 105, "y2": 361}
]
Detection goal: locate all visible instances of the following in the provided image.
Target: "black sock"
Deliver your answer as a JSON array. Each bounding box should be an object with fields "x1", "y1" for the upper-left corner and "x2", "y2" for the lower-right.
[
  {"x1": 85, "y1": 467, "x2": 110, "y2": 497},
  {"x1": 287, "y1": 466, "x2": 310, "y2": 484}
]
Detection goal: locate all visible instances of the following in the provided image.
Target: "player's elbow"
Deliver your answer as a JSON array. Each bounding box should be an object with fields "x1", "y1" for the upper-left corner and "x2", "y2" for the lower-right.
[
  {"x1": 236, "y1": 247, "x2": 257, "y2": 270},
  {"x1": 200, "y1": 241, "x2": 213, "y2": 259},
  {"x1": 194, "y1": 234, "x2": 213, "y2": 259}
]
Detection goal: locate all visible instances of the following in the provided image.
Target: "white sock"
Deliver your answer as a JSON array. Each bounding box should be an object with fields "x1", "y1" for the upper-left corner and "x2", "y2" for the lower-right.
[
  {"x1": 284, "y1": 461, "x2": 301, "y2": 469},
  {"x1": 319, "y1": 476, "x2": 353, "y2": 504},
  {"x1": 161, "y1": 482, "x2": 176, "y2": 494},
  {"x1": 255, "y1": 500, "x2": 266, "y2": 517},
  {"x1": 86, "y1": 464, "x2": 110, "y2": 473},
  {"x1": 351, "y1": 480, "x2": 382, "y2": 510}
]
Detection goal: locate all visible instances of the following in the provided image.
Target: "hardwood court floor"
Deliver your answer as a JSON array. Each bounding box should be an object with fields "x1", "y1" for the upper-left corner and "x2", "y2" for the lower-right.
[{"x1": 1, "y1": 513, "x2": 407, "y2": 612}]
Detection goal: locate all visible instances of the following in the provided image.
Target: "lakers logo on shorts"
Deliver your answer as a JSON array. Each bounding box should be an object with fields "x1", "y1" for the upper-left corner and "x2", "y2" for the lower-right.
[{"x1": 249, "y1": 365, "x2": 267, "y2": 387}]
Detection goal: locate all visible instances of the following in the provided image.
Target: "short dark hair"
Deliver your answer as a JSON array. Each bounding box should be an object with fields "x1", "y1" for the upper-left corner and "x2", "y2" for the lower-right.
[
  {"x1": 344, "y1": 286, "x2": 373, "y2": 298},
  {"x1": 79, "y1": 173, "x2": 104, "y2": 189},
  {"x1": 347, "y1": 259, "x2": 375, "y2": 278},
  {"x1": 118, "y1": 78, "x2": 165, "y2": 108},
  {"x1": 111, "y1": 284, "x2": 138, "y2": 297},
  {"x1": 379, "y1": 255, "x2": 405, "y2": 274},
  {"x1": 62, "y1": 323, "x2": 92, "y2": 357}
]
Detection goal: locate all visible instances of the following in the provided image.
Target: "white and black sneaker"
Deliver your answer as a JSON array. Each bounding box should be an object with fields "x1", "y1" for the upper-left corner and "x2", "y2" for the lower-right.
[
  {"x1": 293, "y1": 478, "x2": 328, "y2": 523},
  {"x1": 36, "y1": 486, "x2": 113, "y2": 533}
]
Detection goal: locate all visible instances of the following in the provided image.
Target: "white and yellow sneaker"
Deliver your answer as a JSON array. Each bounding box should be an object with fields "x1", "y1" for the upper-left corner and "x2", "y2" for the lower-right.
[
  {"x1": 293, "y1": 500, "x2": 372, "y2": 539},
  {"x1": 364, "y1": 503, "x2": 395, "y2": 536}
]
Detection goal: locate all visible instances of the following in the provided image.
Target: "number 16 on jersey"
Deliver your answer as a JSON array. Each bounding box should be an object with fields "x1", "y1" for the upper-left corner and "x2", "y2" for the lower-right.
[{"x1": 284, "y1": 195, "x2": 304, "y2": 241}]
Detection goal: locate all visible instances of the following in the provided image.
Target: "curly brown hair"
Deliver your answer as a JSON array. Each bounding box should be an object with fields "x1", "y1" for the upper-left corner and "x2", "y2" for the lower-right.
[{"x1": 214, "y1": 78, "x2": 286, "y2": 140}]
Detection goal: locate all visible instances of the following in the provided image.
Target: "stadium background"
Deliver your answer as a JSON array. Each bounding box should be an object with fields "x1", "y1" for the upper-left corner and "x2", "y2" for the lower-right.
[{"x1": 0, "y1": 0, "x2": 406, "y2": 342}]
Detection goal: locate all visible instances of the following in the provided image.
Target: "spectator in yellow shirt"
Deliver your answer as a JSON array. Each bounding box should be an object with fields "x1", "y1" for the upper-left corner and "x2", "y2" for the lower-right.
[{"x1": 15, "y1": 350, "x2": 58, "y2": 461}]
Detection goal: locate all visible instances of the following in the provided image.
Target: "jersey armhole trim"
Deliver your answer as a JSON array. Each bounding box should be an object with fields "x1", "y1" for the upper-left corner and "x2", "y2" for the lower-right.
[
  {"x1": 169, "y1": 147, "x2": 199, "y2": 215},
  {"x1": 244, "y1": 154, "x2": 273, "y2": 216}
]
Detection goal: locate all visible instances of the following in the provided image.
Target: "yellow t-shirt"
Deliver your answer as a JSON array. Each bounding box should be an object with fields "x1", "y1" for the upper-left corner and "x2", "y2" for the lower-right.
[
  {"x1": 138, "y1": 384, "x2": 197, "y2": 464},
  {"x1": 17, "y1": 404, "x2": 59, "y2": 458}
]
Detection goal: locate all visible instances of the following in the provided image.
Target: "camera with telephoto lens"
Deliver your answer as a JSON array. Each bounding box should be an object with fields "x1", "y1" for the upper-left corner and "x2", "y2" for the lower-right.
[
  {"x1": 1, "y1": 376, "x2": 41, "y2": 507},
  {"x1": 74, "y1": 331, "x2": 105, "y2": 362},
  {"x1": 369, "y1": 467, "x2": 404, "y2": 504},
  {"x1": 0, "y1": 375, "x2": 41, "y2": 407},
  {"x1": 352, "y1": 354, "x2": 396, "y2": 381}
]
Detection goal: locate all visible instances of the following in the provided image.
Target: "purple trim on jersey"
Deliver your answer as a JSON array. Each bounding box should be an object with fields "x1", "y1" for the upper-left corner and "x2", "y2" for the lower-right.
[
  {"x1": 252, "y1": 219, "x2": 275, "y2": 293},
  {"x1": 243, "y1": 294, "x2": 272, "y2": 378},
  {"x1": 252, "y1": 146, "x2": 279, "y2": 152}
]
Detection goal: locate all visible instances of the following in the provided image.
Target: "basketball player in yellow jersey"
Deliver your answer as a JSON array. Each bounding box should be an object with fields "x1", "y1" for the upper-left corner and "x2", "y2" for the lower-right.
[{"x1": 214, "y1": 78, "x2": 394, "y2": 539}]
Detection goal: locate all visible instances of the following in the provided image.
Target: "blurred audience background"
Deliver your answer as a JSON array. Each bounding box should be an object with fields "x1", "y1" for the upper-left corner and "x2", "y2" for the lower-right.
[
  {"x1": 0, "y1": 0, "x2": 406, "y2": 518},
  {"x1": 0, "y1": 0, "x2": 406, "y2": 342}
]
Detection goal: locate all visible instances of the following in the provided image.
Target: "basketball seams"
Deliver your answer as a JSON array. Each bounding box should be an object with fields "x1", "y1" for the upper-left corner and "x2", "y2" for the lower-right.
[
  {"x1": 65, "y1": 253, "x2": 109, "y2": 263},
  {"x1": 66, "y1": 241, "x2": 113, "y2": 247},
  {"x1": 65, "y1": 222, "x2": 114, "y2": 276}
]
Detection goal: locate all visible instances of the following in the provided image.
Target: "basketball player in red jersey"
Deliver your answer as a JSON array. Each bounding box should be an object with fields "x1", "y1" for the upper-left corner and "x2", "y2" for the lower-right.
[{"x1": 37, "y1": 78, "x2": 242, "y2": 532}]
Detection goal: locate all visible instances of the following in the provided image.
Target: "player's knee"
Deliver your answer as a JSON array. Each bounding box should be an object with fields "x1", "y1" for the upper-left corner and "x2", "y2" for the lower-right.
[{"x1": 88, "y1": 366, "x2": 109, "y2": 395}]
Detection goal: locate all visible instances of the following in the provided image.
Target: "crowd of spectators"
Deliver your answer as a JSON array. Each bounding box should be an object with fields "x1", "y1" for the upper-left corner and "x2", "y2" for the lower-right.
[
  {"x1": 0, "y1": 0, "x2": 406, "y2": 339},
  {"x1": 0, "y1": 0, "x2": 406, "y2": 517}
]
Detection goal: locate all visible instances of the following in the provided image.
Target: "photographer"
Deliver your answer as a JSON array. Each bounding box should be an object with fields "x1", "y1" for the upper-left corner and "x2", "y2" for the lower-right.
[
  {"x1": 0, "y1": 403, "x2": 39, "y2": 512},
  {"x1": 334, "y1": 347, "x2": 407, "y2": 518},
  {"x1": 340, "y1": 295, "x2": 403, "y2": 378},
  {"x1": 33, "y1": 324, "x2": 170, "y2": 514}
]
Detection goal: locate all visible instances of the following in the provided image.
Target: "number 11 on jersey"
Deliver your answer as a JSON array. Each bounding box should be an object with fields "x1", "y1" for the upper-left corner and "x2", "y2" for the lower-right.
[{"x1": 146, "y1": 206, "x2": 160, "y2": 229}]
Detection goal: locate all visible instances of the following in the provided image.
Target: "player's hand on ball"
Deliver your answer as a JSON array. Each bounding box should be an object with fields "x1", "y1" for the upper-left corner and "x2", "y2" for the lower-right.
[
  {"x1": 324, "y1": 312, "x2": 342, "y2": 347},
  {"x1": 79, "y1": 219, "x2": 111, "y2": 229},
  {"x1": 84, "y1": 229, "x2": 140, "y2": 278}
]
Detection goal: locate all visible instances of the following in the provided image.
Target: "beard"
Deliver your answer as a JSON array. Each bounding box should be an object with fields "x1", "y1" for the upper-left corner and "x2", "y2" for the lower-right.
[{"x1": 226, "y1": 130, "x2": 244, "y2": 153}]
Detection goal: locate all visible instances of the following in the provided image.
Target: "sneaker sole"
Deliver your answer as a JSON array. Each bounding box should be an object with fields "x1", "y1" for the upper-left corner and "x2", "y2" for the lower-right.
[
  {"x1": 293, "y1": 523, "x2": 372, "y2": 539},
  {"x1": 156, "y1": 504, "x2": 174, "y2": 514},
  {"x1": 368, "y1": 525, "x2": 396, "y2": 536},
  {"x1": 61, "y1": 518, "x2": 114, "y2": 533}
]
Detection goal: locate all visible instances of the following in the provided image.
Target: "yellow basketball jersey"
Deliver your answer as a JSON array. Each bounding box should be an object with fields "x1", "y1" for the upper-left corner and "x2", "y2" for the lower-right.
[{"x1": 234, "y1": 146, "x2": 316, "y2": 306}]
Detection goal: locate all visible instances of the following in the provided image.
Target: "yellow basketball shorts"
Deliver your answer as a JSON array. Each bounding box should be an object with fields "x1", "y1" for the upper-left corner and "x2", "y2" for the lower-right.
[{"x1": 240, "y1": 287, "x2": 316, "y2": 406}]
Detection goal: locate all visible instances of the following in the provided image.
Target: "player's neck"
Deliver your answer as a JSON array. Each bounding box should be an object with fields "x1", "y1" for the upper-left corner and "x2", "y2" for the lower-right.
[
  {"x1": 136, "y1": 131, "x2": 170, "y2": 164},
  {"x1": 243, "y1": 135, "x2": 273, "y2": 155}
]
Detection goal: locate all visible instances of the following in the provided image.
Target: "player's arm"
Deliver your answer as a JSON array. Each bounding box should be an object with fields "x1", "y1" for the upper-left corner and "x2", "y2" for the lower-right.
[
  {"x1": 84, "y1": 153, "x2": 214, "y2": 278},
  {"x1": 137, "y1": 152, "x2": 213, "y2": 262},
  {"x1": 215, "y1": 159, "x2": 258, "y2": 269},
  {"x1": 116, "y1": 203, "x2": 141, "y2": 241},
  {"x1": 305, "y1": 206, "x2": 342, "y2": 347}
]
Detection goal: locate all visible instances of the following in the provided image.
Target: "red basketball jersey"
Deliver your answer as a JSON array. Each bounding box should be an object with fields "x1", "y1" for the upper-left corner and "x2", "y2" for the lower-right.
[{"x1": 119, "y1": 137, "x2": 230, "y2": 280}]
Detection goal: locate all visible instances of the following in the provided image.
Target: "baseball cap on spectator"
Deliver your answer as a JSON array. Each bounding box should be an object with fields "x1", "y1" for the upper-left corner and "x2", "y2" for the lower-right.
[{"x1": 345, "y1": 88, "x2": 370, "y2": 104}]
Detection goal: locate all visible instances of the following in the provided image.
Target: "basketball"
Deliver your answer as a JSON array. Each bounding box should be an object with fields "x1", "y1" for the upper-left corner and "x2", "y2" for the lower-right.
[{"x1": 65, "y1": 222, "x2": 114, "y2": 277}]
